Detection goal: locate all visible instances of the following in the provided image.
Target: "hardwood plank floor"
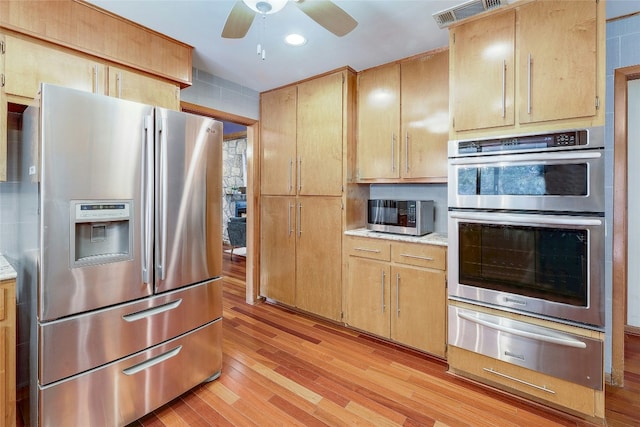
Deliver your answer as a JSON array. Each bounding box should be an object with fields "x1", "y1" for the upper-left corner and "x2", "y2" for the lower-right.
[{"x1": 17, "y1": 248, "x2": 640, "y2": 426}]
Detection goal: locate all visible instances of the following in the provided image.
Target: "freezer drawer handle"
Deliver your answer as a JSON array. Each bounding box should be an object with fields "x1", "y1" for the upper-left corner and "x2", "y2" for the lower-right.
[
  {"x1": 122, "y1": 345, "x2": 182, "y2": 376},
  {"x1": 483, "y1": 368, "x2": 556, "y2": 394},
  {"x1": 122, "y1": 299, "x2": 183, "y2": 322},
  {"x1": 458, "y1": 311, "x2": 587, "y2": 349}
]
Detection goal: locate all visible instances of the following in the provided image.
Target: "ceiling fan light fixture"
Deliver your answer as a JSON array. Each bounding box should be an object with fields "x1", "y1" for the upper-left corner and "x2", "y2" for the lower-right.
[
  {"x1": 242, "y1": 0, "x2": 288, "y2": 15},
  {"x1": 285, "y1": 33, "x2": 307, "y2": 46}
]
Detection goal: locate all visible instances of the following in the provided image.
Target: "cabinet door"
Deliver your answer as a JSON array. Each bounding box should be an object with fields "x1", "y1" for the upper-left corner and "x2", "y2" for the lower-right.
[
  {"x1": 261, "y1": 86, "x2": 297, "y2": 195},
  {"x1": 259, "y1": 196, "x2": 296, "y2": 305},
  {"x1": 357, "y1": 63, "x2": 400, "y2": 179},
  {"x1": 400, "y1": 51, "x2": 449, "y2": 181},
  {"x1": 451, "y1": 10, "x2": 515, "y2": 132},
  {"x1": 108, "y1": 67, "x2": 179, "y2": 110},
  {"x1": 4, "y1": 35, "x2": 103, "y2": 98},
  {"x1": 517, "y1": 1, "x2": 597, "y2": 124},
  {"x1": 295, "y1": 197, "x2": 343, "y2": 321},
  {"x1": 345, "y1": 257, "x2": 390, "y2": 337},
  {"x1": 297, "y1": 72, "x2": 343, "y2": 196},
  {"x1": 391, "y1": 265, "x2": 446, "y2": 357}
]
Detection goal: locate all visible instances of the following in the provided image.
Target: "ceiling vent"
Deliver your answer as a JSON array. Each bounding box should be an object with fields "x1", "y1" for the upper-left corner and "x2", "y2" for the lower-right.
[{"x1": 433, "y1": 0, "x2": 507, "y2": 28}]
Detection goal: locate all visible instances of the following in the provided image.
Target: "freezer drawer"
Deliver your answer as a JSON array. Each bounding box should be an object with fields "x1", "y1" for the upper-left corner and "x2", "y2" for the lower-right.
[
  {"x1": 39, "y1": 278, "x2": 222, "y2": 385},
  {"x1": 38, "y1": 318, "x2": 222, "y2": 427},
  {"x1": 448, "y1": 306, "x2": 603, "y2": 389}
]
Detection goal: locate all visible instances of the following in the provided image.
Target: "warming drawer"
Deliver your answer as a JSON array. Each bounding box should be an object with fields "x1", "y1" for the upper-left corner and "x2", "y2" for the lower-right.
[
  {"x1": 448, "y1": 306, "x2": 603, "y2": 389},
  {"x1": 39, "y1": 319, "x2": 222, "y2": 426},
  {"x1": 39, "y1": 278, "x2": 222, "y2": 385}
]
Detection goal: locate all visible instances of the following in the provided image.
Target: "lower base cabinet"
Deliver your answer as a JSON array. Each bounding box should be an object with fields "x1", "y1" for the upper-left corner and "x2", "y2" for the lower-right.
[
  {"x1": 0, "y1": 278, "x2": 16, "y2": 427},
  {"x1": 344, "y1": 236, "x2": 446, "y2": 358}
]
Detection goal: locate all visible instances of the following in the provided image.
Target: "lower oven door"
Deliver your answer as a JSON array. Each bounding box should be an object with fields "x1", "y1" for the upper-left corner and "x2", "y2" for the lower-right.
[
  {"x1": 448, "y1": 210, "x2": 604, "y2": 328},
  {"x1": 448, "y1": 306, "x2": 603, "y2": 389}
]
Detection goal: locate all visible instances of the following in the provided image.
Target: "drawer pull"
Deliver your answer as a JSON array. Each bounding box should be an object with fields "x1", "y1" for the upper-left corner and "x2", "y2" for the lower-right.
[
  {"x1": 122, "y1": 299, "x2": 182, "y2": 322},
  {"x1": 354, "y1": 247, "x2": 381, "y2": 253},
  {"x1": 483, "y1": 368, "x2": 556, "y2": 394},
  {"x1": 399, "y1": 253, "x2": 434, "y2": 261},
  {"x1": 123, "y1": 345, "x2": 182, "y2": 375},
  {"x1": 458, "y1": 311, "x2": 587, "y2": 349}
]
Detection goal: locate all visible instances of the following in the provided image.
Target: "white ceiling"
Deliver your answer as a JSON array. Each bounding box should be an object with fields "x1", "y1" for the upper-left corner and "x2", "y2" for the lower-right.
[{"x1": 89, "y1": 0, "x2": 639, "y2": 93}]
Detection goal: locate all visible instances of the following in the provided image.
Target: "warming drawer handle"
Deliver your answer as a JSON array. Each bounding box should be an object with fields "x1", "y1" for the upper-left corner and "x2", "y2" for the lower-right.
[
  {"x1": 399, "y1": 254, "x2": 434, "y2": 261},
  {"x1": 457, "y1": 311, "x2": 587, "y2": 349},
  {"x1": 122, "y1": 345, "x2": 182, "y2": 376},
  {"x1": 483, "y1": 368, "x2": 556, "y2": 394},
  {"x1": 122, "y1": 299, "x2": 183, "y2": 322}
]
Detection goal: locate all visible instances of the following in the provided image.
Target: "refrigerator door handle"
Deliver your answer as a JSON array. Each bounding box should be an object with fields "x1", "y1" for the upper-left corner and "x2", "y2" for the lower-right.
[
  {"x1": 157, "y1": 116, "x2": 168, "y2": 281},
  {"x1": 142, "y1": 115, "x2": 154, "y2": 285}
]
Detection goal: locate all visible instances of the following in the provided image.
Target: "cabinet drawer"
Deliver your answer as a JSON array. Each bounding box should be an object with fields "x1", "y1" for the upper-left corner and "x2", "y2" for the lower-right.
[
  {"x1": 345, "y1": 236, "x2": 391, "y2": 261},
  {"x1": 448, "y1": 345, "x2": 603, "y2": 419},
  {"x1": 391, "y1": 242, "x2": 446, "y2": 270}
]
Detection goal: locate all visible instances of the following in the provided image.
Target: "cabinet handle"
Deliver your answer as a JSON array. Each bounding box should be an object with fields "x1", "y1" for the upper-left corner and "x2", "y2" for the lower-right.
[
  {"x1": 391, "y1": 133, "x2": 396, "y2": 172},
  {"x1": 381, "y1": 270, "x2": 386, "y2": 312},
  {"x1": 501, "y1": 60, "x2": 506, "y2": 118},
  {"x1": 405, "y1": 132, "x2": 409, "y2": 174},
  {"x1": 482, "y1": 368, "x2": 556, "y2": 394},
  {"x1": 354, "y1": 247, "x2": 381, "y2": 253},
  {"x1": 287, "y1": 202, "x2": 294, "y2": 236},
  {"x1": 527, "y1": 53, "x2": 532, "y2": 114},
  {"x1": 297, "y1": 202, "x2": 302, "y2": 237},
  {"x1": 288, "y1": 158, "x2": 293, "y2": 193},
  {"x1": 396, "y1": 272, "x2": 400, "y2": 317},
  {"x1": 117, "y1": 71, "x2": 122, "y2": 98},
  {"x1": 297, "y1": 157, "x2": 302, "y2": 193},
  {"x1": 92, "y1": 65, "x2": 98, "y2": 94},
  {"x1": 399, "y1": 253, "x2": 434, "y2": 261}
]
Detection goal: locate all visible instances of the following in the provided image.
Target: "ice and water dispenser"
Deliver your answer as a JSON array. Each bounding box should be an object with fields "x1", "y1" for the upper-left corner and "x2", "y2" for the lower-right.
[{"x1": 70, "y1": 200, "x2": 133, "y2": 267}]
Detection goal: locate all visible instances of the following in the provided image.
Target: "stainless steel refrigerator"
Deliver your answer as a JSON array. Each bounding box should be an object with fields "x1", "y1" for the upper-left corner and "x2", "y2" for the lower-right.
[{"x1": 19, "y1": 84, "x2": 223, "y2": 426}]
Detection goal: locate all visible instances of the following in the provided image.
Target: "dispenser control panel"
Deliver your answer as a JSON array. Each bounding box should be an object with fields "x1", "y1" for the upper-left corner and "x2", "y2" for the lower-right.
[{"x1": 75, "y1": 202, "x2": 131, "y2": 221}]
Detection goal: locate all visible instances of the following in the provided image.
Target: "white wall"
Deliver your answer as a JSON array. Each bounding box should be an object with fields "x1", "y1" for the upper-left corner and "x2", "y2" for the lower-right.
[{"x1": 627, "y1": 79, "x2": 640, "y2": 327}]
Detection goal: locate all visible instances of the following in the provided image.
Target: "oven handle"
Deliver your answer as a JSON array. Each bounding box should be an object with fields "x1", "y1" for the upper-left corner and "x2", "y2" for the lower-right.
[
  {"x1": 449, "y1": 211, "x2": 602, "y2": 227},
  {"x1": 448, "y1": 150, "x2": 601, "y2": 166},
  {"x1": 457, "y1": 311, "x2": 587, "y2": 349}
]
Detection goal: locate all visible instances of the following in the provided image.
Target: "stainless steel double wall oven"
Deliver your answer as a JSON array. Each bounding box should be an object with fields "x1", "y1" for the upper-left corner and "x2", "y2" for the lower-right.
[{"x1": 448, "y1": 127, "x2": 605, "y2": 329}]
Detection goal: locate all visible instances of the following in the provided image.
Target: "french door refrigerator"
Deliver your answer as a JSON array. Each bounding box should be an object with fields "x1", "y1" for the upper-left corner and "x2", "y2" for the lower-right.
[{"x1": 20, "y1": 84, "x2": 223, "y2": 426}]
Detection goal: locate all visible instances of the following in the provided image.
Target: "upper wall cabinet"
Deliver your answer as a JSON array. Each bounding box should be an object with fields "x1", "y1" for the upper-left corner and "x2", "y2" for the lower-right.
[
  {"x1": 108, "y1": 66, "x2": 180, "y2": 110},
  {"x1": 261, "y1": 70, "x2": 346, "y2": 197},
  {"x1": 357, "y1": 50, "x2": 449, "y2": 183},
  {"x1": 450, "y1": 0, "x2": 603, "y2": 137}
]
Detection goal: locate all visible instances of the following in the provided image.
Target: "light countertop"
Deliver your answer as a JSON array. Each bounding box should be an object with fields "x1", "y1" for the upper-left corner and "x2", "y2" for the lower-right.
[
  {"x1": 345, "y1": 228, "x2": 448, "y2": 247},
  {"x1": 0, "y1": 255, "x2": 17, "y2": 281}
]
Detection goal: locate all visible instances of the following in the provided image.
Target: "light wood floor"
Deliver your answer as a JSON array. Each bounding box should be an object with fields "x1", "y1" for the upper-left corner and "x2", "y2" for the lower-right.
[{"x1": 18, "y1": 248, "x2": 640, "y2": 426}]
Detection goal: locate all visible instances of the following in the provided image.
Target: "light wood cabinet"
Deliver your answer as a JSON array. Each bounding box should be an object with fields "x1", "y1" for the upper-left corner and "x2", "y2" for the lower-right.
[
  {"x1": 107, "y1": 66, "x2": 180, "y2": 110},
  {"x1": 344, "y1": 236, "x2": 447, "y2": 357},
  {"x1": 0, "y1": 278, "x2": 16, "y2": 427},
  {"x1": 260, "y1": 196, "x2": 343, "y2": 321},
  {"x1": 260, "y1": 69, "x2": 354, "y2": 321},
  {"x1": 450, "y1": 0, "x2": 603, "y2": 137},
  {"x1": 357, "y1": 50, "x2": 449, "y2": 182},
  {"x1": 4, "y1": 34, "x2": 105, "y2": 98}
]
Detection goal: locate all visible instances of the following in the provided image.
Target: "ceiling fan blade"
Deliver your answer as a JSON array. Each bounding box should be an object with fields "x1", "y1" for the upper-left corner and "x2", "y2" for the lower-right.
[
  {"x1": 222, "y1": 1, "x2": 255, "y2": 39},
  {"x1": 296, "y1": 0, "x2": 358, "y2": 37}
]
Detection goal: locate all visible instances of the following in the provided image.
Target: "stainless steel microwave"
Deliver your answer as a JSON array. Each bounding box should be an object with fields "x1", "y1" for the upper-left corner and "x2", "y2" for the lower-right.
[{"x1": 367, "y1": 200, "x2": 434, "y2": 236}]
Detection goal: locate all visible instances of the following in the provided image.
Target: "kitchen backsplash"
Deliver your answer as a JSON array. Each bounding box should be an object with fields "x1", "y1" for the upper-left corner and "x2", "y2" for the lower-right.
[{"x1": 369, "y1": 183, "x2": 448, "y2": 234}]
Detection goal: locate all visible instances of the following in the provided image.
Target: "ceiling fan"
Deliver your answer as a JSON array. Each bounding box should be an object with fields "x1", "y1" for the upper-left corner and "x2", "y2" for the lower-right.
[{"x1": 222, "y1": 0, "x2": 358, "y2": 39}]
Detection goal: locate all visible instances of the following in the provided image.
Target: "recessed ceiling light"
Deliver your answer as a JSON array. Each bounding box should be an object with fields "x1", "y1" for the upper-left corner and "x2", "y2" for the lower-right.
[{"x1": 285, "y1": 33, "x2": 307, "y2": 46}]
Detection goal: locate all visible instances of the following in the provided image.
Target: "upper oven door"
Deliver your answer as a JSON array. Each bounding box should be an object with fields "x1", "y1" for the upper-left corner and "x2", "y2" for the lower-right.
[{"x1": 448, "y1": 149, "x2": 604, "y2": 213}]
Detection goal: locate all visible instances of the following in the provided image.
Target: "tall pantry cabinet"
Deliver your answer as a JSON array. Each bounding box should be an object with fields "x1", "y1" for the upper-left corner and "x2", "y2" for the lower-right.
[{"x1": 260, "y1": 69, "x2": 355, "y2": 322}]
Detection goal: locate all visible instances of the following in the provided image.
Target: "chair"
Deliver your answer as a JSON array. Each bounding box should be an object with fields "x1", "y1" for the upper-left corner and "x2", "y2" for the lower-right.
[{"x1": 227, "y1": 216, "x2": 247, "y2": 260}]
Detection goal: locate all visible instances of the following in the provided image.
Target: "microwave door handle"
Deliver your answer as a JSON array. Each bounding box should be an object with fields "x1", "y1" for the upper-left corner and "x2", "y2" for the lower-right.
[
  {"x1": 449, "y1": 211, "x2": 602, "y2": 227},
  {"x1": 457, "y1": 311, "x2": 587, "y2": 349}
]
